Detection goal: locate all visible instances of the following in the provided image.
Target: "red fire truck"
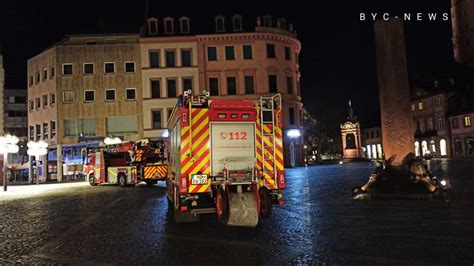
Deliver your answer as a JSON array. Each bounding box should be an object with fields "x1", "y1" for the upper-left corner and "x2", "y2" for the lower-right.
[
  {"x1": 85, "y1": 140, "x2": 168, "y2": 187},
  {"x1": 167, "y1": 90, "x2": 286, "y2": 227}
]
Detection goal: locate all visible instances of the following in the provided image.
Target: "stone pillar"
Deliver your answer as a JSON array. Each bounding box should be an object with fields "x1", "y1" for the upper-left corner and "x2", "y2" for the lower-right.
[
  {"x1": 28, "y1": 155, "x2": 33, "y2": 184},
  {"x1": 57, "y1": 144, "x2": 63, "y2": 182},
  {"x1": 374, "y1": 19, "x2": 414, "y2": 166}
]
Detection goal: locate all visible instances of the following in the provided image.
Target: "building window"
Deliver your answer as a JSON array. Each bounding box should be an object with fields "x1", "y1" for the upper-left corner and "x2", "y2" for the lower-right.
[
  {"x1": 152, "y1": 110, "x2": 162, "y2": 129},
  {"x1": 243, "y1": 45, "x2": 252, "y2": 60},
  {"x1": 209, "y1": 78, "x2": 219, "y2": 96},
  {"x1": 167, "y1": 108, "x2": 174, "y2": 120},
  {"x1": 149, "y1": 51, "x2": 160, "y2": 68},
  {"x1": 263, "y1": 15, "x2": 272, "y2": 27},
  {"x1": 289, "y1": 107, "x2": 295, "y2": 125},
  {"x1": 215, "y1": 15, "x2": 225, "y2": 32},
  {"x1": 63, "y1": 91, "x2": 74, "y2": 103},
  {"x1": 8, "y1": 96, "x2": 15, "y2": 104},
  {"x1": 29, "y1": 126, "x2": 34, "y2": 141},
  {"x1": 268, "y1": 75, "x2": 277, "y2": 93},
  {"x1": 36, "y1": 124, "x2": 41, "y2": 140},
  {"x1": 435, "y1": 96, "x2": 441, "y2": 107},
  {"x1": 29, "y1": 76, "x2": 33, "y2": 86},
  {"x1": 179, "y1": 17, "x2": 190, "y2": 33},
  {"x1": 150, "y1": 80, "x2": 161, "y2": 98},
  {"x1": 225, "y1": 46, "x2": 235, "y2": 60},
  {"x1": 287, "y1": 77, "x2": 293, "y2": 94},
  {"x1": 43, "y1": 123, "x2": 49, "y2": 139},
  {"x1": 164, "y1": 17, "x2": 174, "y2": 34},
  {"x1": 375, "y1": 130, "x2": 380, "y2": 138},
  {"x1": 50, "y1": 66, "x2": 55, "y2": 78},
  {"x1": 207, "y1": 47, "x2": 217, "y2": 61},
  {"x1": 285, "y1": 47, "x2": 291, "y2": 60},
  {"x1": 245, "y1": 76, "x2": 254, "y2": 94},
  {"x1": 42, "y1": 68, "x2": 48, "y2": 81},
  {"x1": 418, "y1": 101, "x2": 423, "y2": 110},
  {"x1": 425, "y1": 99, "x2": 431, "y2": 109},
  {"x1": 419, "y1": 119, "x2": 425, "y2": 133},
  {"x1": 411, "y1": 104, "x2": 415, "y2": 112},
  {"x1": 232, "y1": 14, "x2": 242, "y2": 31},
  {"x1": 104, "y1": 62, "x2": 115, "y2": 74},
  {"x1": 84, "y1": 90, "x2": 95, "y2": 102},
  {"x1": 105, "y1": 89, "x2": 116, "y2": 101},
  {"x1": 183, "y1": 77, "x2": 193, "y2": 92},
  {"x1": 106, "y1": 116, "x2": 138, "y2": 134},
  {"x1": 464, "y1": 115, "x2": 472, "y2": 127},
  {"x1": 29, "y1": 100, "x2": 34, "y2": 111},
  {"x1": 50, "y1": 93, "x2": 56, "y2": 105},
  {"x1": 51, "y1": 120, "x2": 56, "y2": 138},
  {"x1": 427, "y1": 117, "x2": 434, "y2": 130},
  {"x1": 43, "y1": 95, "x2": 48, "y2": 107},
  {"x1": 452, "y1": 117, "x2": 459, "y2": 129},
  {"x1": 227, "y1": 77, "x2": 237, "y2": 95},
  {"x1": 266, "y1": 44, "x2": 276, "y2": 58},
  {"x1": 64, "y1": 119, "x2": 96, "y2": 136},
  {"x1": 167, "y1": 79, "x2": 177, "y2": 98},
  {"x1": 181, "y1": 49, "x2": 192, "y2": 67},
  {"x1": 165, "y1": 50, "x2": 176, "y2": 67},
  {"x1": 125, "y1": 61, "x2": 135, "y2": 73},
  {"x1": 147, "y1": 18, "x2": 158, "y2": 35},
  {"x1": 437, "y1": 114, "x2": 444, "y2": 130},
  {"x1": 126, "y1": 88, "x2": 136, "y2": 100},
  {"x1": 83, "y1": 63, "x2": 94, "y2": 74},
  {"x1": 36, "y1": 97, "x2": 40, "y2": 109},
  {"x1": 62, "y1": 64, "x2": 73, "y2": 75},
  {"x1": 35, "y1": 72, "x2": 40, "y2": 83}
]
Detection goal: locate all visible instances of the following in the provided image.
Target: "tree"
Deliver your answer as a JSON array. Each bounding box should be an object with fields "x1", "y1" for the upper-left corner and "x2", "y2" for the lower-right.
[{"x1": 302, "y1": 109, "x2": 342, "y2": 162}]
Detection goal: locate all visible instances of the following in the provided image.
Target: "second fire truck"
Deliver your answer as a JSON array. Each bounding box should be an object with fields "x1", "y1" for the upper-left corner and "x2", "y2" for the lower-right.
[{"x1": 166, "y1": 90, "x2": 286, "y2": 227}]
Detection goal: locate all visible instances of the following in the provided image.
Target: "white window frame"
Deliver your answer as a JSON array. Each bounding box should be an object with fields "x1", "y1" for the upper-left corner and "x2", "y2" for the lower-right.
[
  {"x1": 124, "y1": 61, "x2": 135, "y2": 73},
  {"x1": 105, "y1": 89, "x2": 116, "y2": 101},
  {"x1": 42, "y1": 68, "x2": 48, "y2": 81},
  {"x1": 63, "y1": 91, "x2": 74, "y2": 103},
  {"x1": 232, "y1": 14, "x2": 242, "y2": 31},
  {"x1": 164, "y1": 17, "x2": 174, "y2": 34},
  {"x1": 50, "y1": 92, "x2": 56, "y2": 106},
  {"x1": 83, "y1": 63, "x2": 95, "y2": 75},
  {"x1": 125, "y1": 88, "x2": 136, "y2": 101},
  {"x1": 179, "y1": 16, "x2": 190, "y2": 33},
  {"x1": 84, "y1": 90, "x2": 95, "y2": 102},
  {"x1": 104, "y1": 62, "x2": 115, "y2": 74},
  {"x1": 62, "y1": 63, "x2": 73, "y2": 75}
]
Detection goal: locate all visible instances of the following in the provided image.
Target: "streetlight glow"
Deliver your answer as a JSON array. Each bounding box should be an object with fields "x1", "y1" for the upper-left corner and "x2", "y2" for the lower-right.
[
  {"x1": 104, "y1": 137, "x2": 122, "y2": 145},
  {"x1": 287, "y1": 129, "x2": 301, "y2": 138},
  {"x1": 1, "y1": 134, "x2": 20, "y2": 192}
]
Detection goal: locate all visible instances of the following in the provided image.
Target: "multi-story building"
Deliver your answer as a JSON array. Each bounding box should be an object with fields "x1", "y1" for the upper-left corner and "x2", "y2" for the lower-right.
[
  {"x1": 0, "y1": 49, "x2": 4, "y2": 135},
  {"x1": 361, "y1": 127, "x2": 383, "y2": 159},
  {"x1": 448, "y1": 111, "x2": 474, "y2": 157},
  {"x1": 140, "y1": 15, "x2": 303, "y2": 166},
  {"x1": 452, "y1": 0, "x2": 474, "y2": 66},
  {"x1": 27, "y1": 34, "x2": 142, "y2": 181}
]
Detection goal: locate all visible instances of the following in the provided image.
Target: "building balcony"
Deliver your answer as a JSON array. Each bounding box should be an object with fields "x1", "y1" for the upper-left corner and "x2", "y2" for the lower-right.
[{"x1": 414, "y1": 129, "x2": 438, "y2": 139}]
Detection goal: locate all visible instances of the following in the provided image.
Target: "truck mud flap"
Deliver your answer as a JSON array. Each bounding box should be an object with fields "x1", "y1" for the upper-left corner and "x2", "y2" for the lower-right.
[{"x1": 227, "y1": 191, "x2": 259, "y2": 227}]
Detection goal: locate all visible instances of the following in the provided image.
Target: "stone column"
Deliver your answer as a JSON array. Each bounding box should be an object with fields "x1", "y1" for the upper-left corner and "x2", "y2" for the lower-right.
[
  {"x1": 374, "y1": 18, "x2": 414, "y2": 166},
  {"x1": 57, "y1": 144, "x2": 63, "y2": 182},
  {"x1": 28, "y1": 155, "x2": 33, "y2": 184}
]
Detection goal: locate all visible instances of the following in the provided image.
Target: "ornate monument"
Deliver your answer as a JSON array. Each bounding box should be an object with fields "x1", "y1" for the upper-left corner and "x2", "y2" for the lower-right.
[{"x1": 340, "y1": 100, "x2": 365, "y2": 160}]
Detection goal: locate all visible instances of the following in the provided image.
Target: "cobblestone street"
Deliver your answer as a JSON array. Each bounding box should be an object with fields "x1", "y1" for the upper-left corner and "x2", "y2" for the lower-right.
[{"x1": 1, "y1": 159, "x2": 473, "y2": 265}]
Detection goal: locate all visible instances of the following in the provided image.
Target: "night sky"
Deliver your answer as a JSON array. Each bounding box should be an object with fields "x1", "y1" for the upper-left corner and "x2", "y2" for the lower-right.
[{"x1": 0, "y1": 0, "x2": 453, "y2": 133}]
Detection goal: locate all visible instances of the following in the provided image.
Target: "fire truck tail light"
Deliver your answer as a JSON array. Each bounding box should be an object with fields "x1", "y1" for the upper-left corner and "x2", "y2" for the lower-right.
[
  {"x1": 180, "y1": 206, "x2": 188, "y2": 212},
  {"x1": 277, "y1": 171, "x2": 286, "y2": 189},
  {"x1": 180, "y1": 176, "x2": 188, "y2": 194}
]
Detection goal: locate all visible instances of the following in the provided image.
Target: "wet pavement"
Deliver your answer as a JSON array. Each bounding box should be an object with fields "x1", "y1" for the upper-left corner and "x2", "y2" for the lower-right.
[{"x1": 0, "y1": 159, "x2": 473, "y2": 265}]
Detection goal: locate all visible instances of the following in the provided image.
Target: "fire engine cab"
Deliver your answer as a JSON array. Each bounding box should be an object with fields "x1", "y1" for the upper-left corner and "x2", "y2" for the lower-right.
[
  {"x1": 84, "y1": 140, "x2": 168, "y2": 187},
  {"x1": 167, "y1": 90, "x2": 286, "y2": 227}
]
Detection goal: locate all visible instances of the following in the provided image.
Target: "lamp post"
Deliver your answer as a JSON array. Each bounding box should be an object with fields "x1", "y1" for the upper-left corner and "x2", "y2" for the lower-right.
[
  {"x1": 0, "y1": 134, "x2": 20, "y2": 192},
  {"x1": 287, "y1": 129, "x2": 301, "y2": 168},
  {"x1": 27, "y1": 140, "x2": 48, "y2": 185}
]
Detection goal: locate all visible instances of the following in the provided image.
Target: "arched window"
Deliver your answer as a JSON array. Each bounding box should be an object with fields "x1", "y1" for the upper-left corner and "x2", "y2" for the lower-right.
[
  {"x1": 419, "y1": 118, "x2": 425, "y2": 133},
  {"x1": 427, "y1": 117, "x2": 434, "y2": 131},
  {"x1": 279, "y1": 18, "x2": 287, "y2": 29},
  {"x1": 430, "y1": 140, "x2": 436, "y2": 154},
  {"x1": 437, "y1": 114, "x2": 445, "y2": 130},
  {"x1": 163, "y1": 17, "x2": 174, "y2": 34},
  {"x1": 366, "y1": 145, "x2": 372, "y2": 159},
  {"x1": 414, "y1": 141, "x2": 420, "y2": 156},
  {"x1": 179, "y1": 16, "x2": 190, "y2": 34},
  {"x1": 440, "y1": 139, "x2": 447, "y2": 156},
  {"x1": 215, "y1": 15, "x2": 225, "y2": 32},
  {"x1": 377, "y1": 144, "x2": 382, "y2": 159},
  {"x1": 232, "y1": 14, "x2": 242, "y2": 31},
  {"x1": 147, "y1": 17, "x2": 158, "y2": 35},
  {"x1": 371, "y1": 144, "x2": 377, "y2": 159},
  {"x1": 422, "y1": 140, "x2": 428, "y2": 156},
  {"x1": 345, "y1": 133, "x2": 356, "y2": 149},
  {"x1": 263, "y1": 15, "x2": 272, "y2": 27}
]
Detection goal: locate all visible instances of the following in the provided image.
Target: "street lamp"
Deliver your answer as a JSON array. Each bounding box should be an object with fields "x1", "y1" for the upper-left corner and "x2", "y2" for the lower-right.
[
  {"x1": 104, "y1": 137, "x2": 122, "y2": 145},
  {"x1": 0, "y1": 134, "x2": 20, "y2": 191},
  {"x1": 287, "y1": 129, "x2": 301, "y2": 168},
  {"x1": 27, "y1": 140, "x2": 48, "y2": 185}
]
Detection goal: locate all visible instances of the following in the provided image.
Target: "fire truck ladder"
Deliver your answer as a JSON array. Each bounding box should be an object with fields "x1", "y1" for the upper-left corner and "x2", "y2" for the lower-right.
[{"x1": 259, "y1": 95, "x2": 280, "y2": 185}]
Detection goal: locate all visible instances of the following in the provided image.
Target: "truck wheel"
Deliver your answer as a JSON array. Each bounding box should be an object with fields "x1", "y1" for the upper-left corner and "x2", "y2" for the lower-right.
[
  {"x1": 89, "y1": 175, "x2": 96, "y2": 186},
  {"x1": 118, "y1": 173, "x2": 127, "y2": 187},
  {"x1": 216, "y1": 188, "x2": 229, "y2": 224},
  {"x1": 145, "y1": 180, "x2": 156, "y2": 186},
  {"x1": 259, "y1": 187, "x2": 272, "y2": 218}
]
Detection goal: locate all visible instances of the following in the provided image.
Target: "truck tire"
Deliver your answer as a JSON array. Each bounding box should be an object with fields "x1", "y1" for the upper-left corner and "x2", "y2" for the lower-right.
[
  {"x1": 216, "y1": 188, "x2": 229, "y2": 224},
  {"x1": 89, "y1": 175, "x2": 96, "y2": 186},
  {"x1": 145, "y1": 180, "x2": 156, "y2": 186},
  {"x1": 259, "y1": 187, "x2": 272, "y2": 218},
  {"x1": 118, "y1": 173, "x2": 127, "y2": 187}
]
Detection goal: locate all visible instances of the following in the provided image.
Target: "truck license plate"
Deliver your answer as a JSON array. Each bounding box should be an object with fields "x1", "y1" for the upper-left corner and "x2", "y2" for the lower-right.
[{"x1": 191, "y1": 174, "x2": 208, "y2": 185}]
